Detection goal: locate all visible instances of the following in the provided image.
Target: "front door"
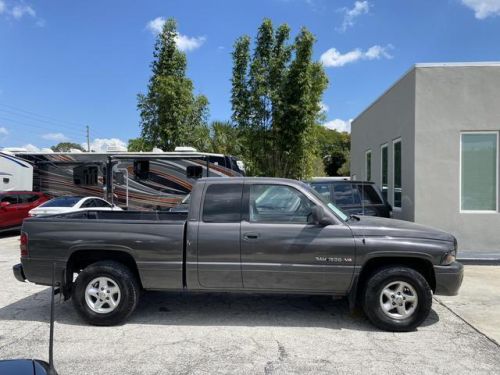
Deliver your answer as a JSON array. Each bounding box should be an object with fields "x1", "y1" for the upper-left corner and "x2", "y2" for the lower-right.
[
  {"x1": 241, "y1": 183, "x2": 355, "y2": 293},
  {"x1": 196, "y1": 183, "x2": 243, "y2": 289},
  {"x1": 0, "y1": 194, "x2": 20, "y2": 228}
]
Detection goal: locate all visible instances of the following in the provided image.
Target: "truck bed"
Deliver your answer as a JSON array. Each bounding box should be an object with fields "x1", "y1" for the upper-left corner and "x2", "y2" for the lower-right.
[{"x1": 21, "y1": 210, "x2": 188, "y2": 289}]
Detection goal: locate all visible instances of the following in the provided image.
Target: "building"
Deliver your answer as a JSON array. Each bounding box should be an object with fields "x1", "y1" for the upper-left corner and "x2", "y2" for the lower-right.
[{"x1": 350, "y1": 63, "x2": 500, "y2": 256}]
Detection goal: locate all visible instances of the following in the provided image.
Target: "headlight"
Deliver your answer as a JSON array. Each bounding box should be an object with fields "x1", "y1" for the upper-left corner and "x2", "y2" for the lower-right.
[{"x1": 441, "y1": 249, "x2": 457, "y2": 265}]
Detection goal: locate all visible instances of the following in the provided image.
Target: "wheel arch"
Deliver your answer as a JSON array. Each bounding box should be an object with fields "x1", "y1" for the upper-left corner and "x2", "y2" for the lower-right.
[
  {"x1": 353, "y1": 256, "x2": 436, "y2": 308},
  {"x1": 65, "y1": 250, "x2": 142, "y2": 295}
]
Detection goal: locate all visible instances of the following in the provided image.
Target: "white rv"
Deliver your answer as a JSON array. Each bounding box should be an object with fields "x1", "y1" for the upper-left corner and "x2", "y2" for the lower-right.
[{"x1": 0, "y1": 151, "x2": 34, "y2": 191}]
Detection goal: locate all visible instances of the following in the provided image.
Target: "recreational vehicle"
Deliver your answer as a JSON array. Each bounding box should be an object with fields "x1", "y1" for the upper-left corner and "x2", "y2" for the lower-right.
[{"x1": 2, "y1": 149, "x2": 244, "y2": 210}]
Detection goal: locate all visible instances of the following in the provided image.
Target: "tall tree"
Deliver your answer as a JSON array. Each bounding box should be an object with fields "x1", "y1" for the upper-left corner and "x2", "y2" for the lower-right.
[
  {"x1": 137, "y1": 18, "x2": 209, "y2": 151},
  {"x1": 51, "y1": 142, "x2": 85, "y2": 152},
  {"x1": 209, "y1": 120, "x2": 243, "y2": 156},
  {"x1": 230, "y1": 19, "x2": 328, "y2": 178}
]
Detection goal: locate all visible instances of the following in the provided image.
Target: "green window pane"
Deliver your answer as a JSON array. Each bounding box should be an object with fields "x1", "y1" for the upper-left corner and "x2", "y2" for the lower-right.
[
  {"x1": 381, "y1": 145, "x2": 388, "y2": 201},
  {"x1": 461, "y1": 133, "x2": 497, "y2": 211},
  {"x1": 393, "y1": 140, "x2": 401, "y2": 208},
  {"x1": 366, "y1": 151, "x2": 372, "y2": 181}
]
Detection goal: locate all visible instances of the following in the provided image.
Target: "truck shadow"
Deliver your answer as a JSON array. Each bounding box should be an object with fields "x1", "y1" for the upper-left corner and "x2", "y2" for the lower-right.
[{"x1": 0, "y1": 289, "x2": 440, "y2": 331}]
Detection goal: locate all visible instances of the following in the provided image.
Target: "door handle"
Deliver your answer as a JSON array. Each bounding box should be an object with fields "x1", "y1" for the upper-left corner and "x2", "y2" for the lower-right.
[{"x1": 243, "y1": 232, "x2": 260, "y2": 240}]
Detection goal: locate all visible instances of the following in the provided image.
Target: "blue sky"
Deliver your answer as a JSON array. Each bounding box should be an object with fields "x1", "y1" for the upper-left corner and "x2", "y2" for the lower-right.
[{"x1": 1, "y1": 0, "x2": 500, "y2": 151}]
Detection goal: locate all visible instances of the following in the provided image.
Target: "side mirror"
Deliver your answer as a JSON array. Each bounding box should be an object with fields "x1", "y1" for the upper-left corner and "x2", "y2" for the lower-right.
[
  {"x1": 311, "y1": 206, "x2": 334, "y2": 226},
  {"x1": 0, "y1": 201, "x2": 10, "y2": 209}
]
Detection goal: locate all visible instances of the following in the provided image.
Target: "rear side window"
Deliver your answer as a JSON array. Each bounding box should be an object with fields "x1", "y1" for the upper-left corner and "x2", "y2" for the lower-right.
[
  {"x1": 94, "y1": 199, "x2": 111, "y2": 208},
  {"x1": 310, "y1": 183, "x2": 331, "y2": 201},
  {"x1": 202, "y1": 184, "x2": 243, "y2": 223},
  {"x1": 332, "y1": 184, "x2": 360, "y2": 206},
  {"x1": 356, "y1": 184, "x2": 383, "y2": 205},
  {"x1": 19, "y1": 194, "x2": 40, "y2": 203}
]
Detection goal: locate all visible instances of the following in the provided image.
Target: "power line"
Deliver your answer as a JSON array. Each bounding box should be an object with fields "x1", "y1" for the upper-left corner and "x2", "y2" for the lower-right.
[
  {"x1": 0, "y1": 115, "x2": 87, "y2": 138},
  {"x1": 0, "y1": 102, "x2": 87, "y2": 129}
]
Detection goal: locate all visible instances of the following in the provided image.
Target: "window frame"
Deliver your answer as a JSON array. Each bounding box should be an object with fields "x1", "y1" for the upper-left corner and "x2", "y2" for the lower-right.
[
  {"x1": 392, "y1": 138, "x2": 402, "y2": 210},
  {"x1": 380, "y1": 143, "x2": 388, "y2": 201},
  {"x1": 365, "y1": 150, "x2": 372, "y2": 181},
  {"x1": 459, "y1": 131, "x2": 499, "y2": 214}
]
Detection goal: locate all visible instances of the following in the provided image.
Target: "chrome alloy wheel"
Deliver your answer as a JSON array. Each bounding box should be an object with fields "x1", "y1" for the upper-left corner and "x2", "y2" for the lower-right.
[
  {"x1": 85, "y1": 277, "x2": 121, "y2": 314},
  {"x1": 379, "y1": 281, "x2": 418, "y2": 320}
]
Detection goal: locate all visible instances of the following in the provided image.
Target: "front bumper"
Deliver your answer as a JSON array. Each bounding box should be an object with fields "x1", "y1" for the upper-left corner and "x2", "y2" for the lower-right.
[
  {"x1": 13, "y1": 263, "x2": 26, "y2": 282},
  {"x1": 434, "y1": 261, "x2": 464, "y2": 296}
]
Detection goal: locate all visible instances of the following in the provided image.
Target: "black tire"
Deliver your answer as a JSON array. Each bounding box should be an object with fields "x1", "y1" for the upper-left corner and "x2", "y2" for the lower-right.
[
  {"x1": 72, "y1": 261, "x2": 140, "y2": 326},
  {"x1": 362, "y1": 266, "x2": 432, "y2": 332}
]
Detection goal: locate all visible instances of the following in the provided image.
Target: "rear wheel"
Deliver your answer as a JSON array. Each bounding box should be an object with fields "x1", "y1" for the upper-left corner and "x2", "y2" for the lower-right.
[
  {"x1": 362, "y1": 266, "x2": 432, "y2": 331},
  {"x1": 72, "y1": 261, "x2": 140, "y2": 326}
]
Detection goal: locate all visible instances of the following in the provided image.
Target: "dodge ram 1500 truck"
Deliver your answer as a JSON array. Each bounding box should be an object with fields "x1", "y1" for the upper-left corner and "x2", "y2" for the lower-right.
[{"x1": 13, "y1": 178, "x2": 463, "y2": 331}]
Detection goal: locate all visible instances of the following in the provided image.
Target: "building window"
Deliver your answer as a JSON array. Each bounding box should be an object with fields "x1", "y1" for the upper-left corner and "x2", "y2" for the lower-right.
[
  {"x1": 393, "y1": 139, "x2": 402, "y2": 208},
  {"x1": 460, "y1": 132, "x2": 498, "y2": 212},
  {"x1": 365, "y1": 150, "x2": 372, "y2": 181},
  {"x1": 380, "y1": 144, "x2": 388, "y2": 201}
]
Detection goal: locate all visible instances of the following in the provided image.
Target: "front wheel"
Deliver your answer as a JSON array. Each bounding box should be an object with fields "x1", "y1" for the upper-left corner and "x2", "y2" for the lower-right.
[
  {"x1": 362, "y1": 266, "x2": 432, "y2": 332},
  {"x1": 72, "y1": 261, "x2": 140, "y2": 326}
]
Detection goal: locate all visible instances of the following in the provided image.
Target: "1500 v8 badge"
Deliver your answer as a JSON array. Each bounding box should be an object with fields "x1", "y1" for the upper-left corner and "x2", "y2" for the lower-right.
[{"x1": 315, "y1": 256, "x2": 353, "y2": 263}]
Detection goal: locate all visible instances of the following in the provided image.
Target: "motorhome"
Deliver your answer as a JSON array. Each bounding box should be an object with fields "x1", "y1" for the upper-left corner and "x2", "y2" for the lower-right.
[{"x1": 1, "y1": 148, "x2": 244, "y2": 210}]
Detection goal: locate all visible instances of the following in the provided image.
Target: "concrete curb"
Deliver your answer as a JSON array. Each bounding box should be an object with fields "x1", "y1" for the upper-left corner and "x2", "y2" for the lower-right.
[{"x1": 457, "y1": 258, "x2": 500, "y2": 266}]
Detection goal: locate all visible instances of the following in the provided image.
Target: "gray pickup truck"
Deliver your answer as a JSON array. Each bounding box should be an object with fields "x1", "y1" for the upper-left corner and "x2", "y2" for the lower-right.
[{"x1": 13, "y1": 177, "x2": 463, "y2": 331}]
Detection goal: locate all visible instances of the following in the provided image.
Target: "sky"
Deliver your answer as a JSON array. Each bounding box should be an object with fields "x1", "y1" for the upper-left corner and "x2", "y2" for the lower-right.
[{"x1": 1, "y1": 0, "x2": 500, "y2": 152}]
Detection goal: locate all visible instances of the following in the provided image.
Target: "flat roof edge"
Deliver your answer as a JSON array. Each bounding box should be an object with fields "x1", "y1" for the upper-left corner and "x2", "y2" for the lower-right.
[{"x1": 352, "y1": 61, "x2": 500, "y2": 125}]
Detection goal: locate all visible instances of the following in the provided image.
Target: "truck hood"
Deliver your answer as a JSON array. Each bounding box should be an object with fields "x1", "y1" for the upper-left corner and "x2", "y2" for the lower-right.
[{"x1": 346, "y1": 216, "x2": 455, "y2": 243}]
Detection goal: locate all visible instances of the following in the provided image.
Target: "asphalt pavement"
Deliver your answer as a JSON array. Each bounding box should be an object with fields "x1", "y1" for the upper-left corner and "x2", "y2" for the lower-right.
[{"x1": 1, "y1": 234, "x2": 499, "y2": 375}]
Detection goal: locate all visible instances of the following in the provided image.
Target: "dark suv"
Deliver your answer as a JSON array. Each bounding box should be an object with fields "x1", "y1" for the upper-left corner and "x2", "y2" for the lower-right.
[{"x1": 308, "y1": 179, "x2": 392, "y2": 218}]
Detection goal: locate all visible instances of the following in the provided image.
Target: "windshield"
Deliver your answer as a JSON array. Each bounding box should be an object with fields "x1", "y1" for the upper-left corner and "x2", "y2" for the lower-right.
[
  {"x1": 40, "y1": 196, "x2": 82, "y2": 208},
  {"x1": 303, "y1": 183, "x2": 349, "y2": 221}
]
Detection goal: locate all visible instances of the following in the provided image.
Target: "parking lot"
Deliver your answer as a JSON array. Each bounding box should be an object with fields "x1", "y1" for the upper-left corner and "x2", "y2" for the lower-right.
[{"x1": 0, "y1": 234, "x2": 499, "y2": 375}]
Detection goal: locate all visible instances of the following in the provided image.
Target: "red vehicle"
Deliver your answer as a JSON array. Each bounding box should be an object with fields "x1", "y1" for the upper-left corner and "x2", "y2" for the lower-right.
[{"x1": 0, "y1": 191, "x2": 51, "y2": 232}]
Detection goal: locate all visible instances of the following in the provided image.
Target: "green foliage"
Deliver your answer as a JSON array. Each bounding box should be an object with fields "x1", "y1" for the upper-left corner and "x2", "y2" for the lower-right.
[
  {"x1": 137, "y1": 18, "x2": 209, "y2": 152},
  {"x1": 230, "y1": 19, "x2": 328, "y2": 179},
  {"x1": 127, "y1": 138, "x2": 150, "y2": 152},
  {"x1": 209, "y1": 121, "x2": 243, "y2": 156},
  {"x1": 314, "y1": 125, "x2": 351, "y2": 176},
  {"x1": 50, "y1": 142, "x2": 85, "y2": 152}
]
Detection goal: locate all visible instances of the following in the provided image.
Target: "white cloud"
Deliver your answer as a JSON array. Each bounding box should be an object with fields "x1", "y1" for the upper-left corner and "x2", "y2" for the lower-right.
[
  {"x1": 320, "y1": 102, "x2": 329, "y2": 113},
  {"x1": 0, "y1": 126, "x2": 8, "y2": 136},
  {"x1": 324, "y1": 119, "x2": 352, "y2": 133},
  {"x1": 320, "y1": 44, "x2": 393, "y2": 68},
  {"x1": 22, "y1": 143, "x2": 40, "y2": 152},
  {"x1": 42, "y1": 132, "x2": 69, "y2": 142},
  {"x1": 11, "y1": 4, "x2": 35, "y2": 19},
  {"x1": 461, "y1": 0, "x2": 500, "y2": 19},
  {"x1": 146, "y1": 17, "x2": 206, "y2": 52},
  {"x1": 0, "y1": 0, "x2": 6, "y2": 14},
  {"x1": 84, "y1": 138, "x2": 127, "y2": 153},
  {"x1": 338, "y1": 1, "x2": 370, "y2": 32}
]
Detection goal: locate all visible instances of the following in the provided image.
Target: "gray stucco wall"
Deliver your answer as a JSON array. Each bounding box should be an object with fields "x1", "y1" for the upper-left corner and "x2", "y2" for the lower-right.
[
  {"x1": 414, "y1": 65, "x2": 500, "y2": 253},
  {"x1": 350, "y1": 69, "x2": 416, "y2": 221}
]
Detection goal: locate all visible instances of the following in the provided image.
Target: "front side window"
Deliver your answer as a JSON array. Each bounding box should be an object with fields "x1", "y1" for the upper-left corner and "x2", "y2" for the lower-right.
[
  {"x1": 461, "y1": 132, "x2": 498, "y2": 211},
  {"x1": 203, "y1": 184, "x2": 243, "y2": 222},
  {"x1": 249, "y1": 185, "x2": 313, "y2": 224},
  {"x1": 19, "y1": 194, "x2": 40, "y2": 203},
  {"x1": 0, "y1": 194, "x2": 18, "y2": 204},
  {"x1": 365, "y1": 150, "x2": 372, "y2": 181},
  {"x1": 381, "y1": 144, "x2": 388, "y2": 201},
  {"x1": 393, "y1": 139, "x2": 402, "y2": 208}
]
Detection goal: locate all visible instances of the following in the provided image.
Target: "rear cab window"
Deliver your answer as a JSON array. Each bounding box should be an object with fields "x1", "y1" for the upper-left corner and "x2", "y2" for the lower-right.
[{"x1": 202, "y1": 184, "x2": 243, "y2": 223}]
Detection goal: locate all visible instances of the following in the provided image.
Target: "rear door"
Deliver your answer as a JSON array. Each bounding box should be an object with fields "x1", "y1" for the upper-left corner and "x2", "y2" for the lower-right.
[
  {"x1": 0, "y1": 194, "x2": 20, "y2": 228},
  {"x1": 196, "y1": 183, "x2": 243, "y2": 289},
  {"x1": 240, "y1": 183, "x2": 355, "y2": 293}
]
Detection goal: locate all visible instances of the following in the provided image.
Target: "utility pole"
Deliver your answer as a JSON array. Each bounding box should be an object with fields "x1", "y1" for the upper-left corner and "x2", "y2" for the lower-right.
[{"x1": 86, "y1": 125, "x2": 90, "y2": 152}]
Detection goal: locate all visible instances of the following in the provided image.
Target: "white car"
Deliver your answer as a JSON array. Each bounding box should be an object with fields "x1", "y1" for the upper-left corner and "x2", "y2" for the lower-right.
[{"x1": 29, "y1": 196, "x2": 122, "y2": 217}]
